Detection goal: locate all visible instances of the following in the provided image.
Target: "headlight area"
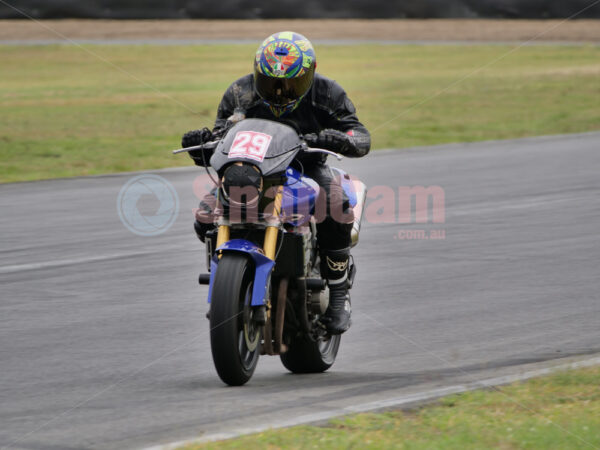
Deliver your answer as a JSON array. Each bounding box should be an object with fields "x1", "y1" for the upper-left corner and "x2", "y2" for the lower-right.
[
  {"x1": 220, "y1": 162, "x2": 263, "y2": 222},
  {"x1": 219, "y1": 162, "x2": 291, "y2": 224}
]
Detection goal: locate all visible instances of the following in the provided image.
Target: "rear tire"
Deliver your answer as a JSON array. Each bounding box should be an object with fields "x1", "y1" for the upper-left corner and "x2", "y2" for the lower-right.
[
  {"x1": 210, "y1": 254, "x2": 261, "y2": 386},
  {"x1": 280, "y1": 334, "x2": 341, "y2": 373}
]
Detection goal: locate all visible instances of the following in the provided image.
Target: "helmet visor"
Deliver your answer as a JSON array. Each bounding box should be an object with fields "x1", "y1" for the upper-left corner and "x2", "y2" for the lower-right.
[{"x1": 255, "y1": 71, "x2": 313, "y2": 107}]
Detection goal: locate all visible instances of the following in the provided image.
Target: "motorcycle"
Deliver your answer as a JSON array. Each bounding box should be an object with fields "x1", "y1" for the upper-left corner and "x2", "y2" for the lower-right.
[{"x1": 175, "y1": 118, "x2": 367, "y2": 386}]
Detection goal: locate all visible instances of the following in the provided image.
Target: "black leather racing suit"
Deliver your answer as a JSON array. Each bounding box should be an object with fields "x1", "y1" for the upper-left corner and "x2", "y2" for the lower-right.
[{"x1": 196, "y1": 72, "x2": 371, "y2": 251}]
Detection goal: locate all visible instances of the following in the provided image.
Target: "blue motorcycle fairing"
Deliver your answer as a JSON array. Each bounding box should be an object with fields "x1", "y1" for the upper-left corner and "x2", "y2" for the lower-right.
[
  {"x1": 207, "y1": 239, "x2": 275, "y2": 306},
  {"x1": 282, "y1": 167, "x2": 320, "y2": 227}
]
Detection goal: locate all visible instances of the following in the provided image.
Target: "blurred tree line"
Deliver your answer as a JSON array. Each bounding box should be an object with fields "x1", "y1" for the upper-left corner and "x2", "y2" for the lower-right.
[{"x1": 2, "y1": 0, "x2": 599, "y2": 19}]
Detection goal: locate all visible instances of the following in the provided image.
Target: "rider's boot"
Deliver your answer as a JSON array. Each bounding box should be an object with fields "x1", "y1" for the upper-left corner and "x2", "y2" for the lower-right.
[{"x1": 322, "y1": 248, "x2": 352, "y2": 335}]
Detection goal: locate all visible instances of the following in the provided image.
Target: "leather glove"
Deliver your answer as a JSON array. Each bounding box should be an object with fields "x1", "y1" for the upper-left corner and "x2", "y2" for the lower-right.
[
  {"x1": 181, "y1": 127, "x2": 214, "y2": 166},
  {"x1": 303, "y1": 129, "x2": 353, "y2": 155},
  {"x1": 181, "y1": 127, "x2": 212, "y2": 148}
]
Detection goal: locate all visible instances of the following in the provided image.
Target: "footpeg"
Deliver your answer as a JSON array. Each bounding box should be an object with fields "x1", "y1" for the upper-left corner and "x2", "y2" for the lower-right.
[{"x1": 305, "y1": 278, "x2": 326, "y2": 290}]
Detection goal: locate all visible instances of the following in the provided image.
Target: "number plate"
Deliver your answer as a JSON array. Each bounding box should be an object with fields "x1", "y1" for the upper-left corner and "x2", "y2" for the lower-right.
[{"x1": 228, "y1": 131, "x2": 272, "y2": 162}]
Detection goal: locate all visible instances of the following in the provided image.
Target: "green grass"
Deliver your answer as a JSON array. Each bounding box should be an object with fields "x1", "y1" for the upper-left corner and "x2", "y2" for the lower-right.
[
  {"x1": 179, "y1": 365, "x2": 600, "y2": 449},
  {"x1": 1, "y1": 44, "x2": 599, "y2": 182}
]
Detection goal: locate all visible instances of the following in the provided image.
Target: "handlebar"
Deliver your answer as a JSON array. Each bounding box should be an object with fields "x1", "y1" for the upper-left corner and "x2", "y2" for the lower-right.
[
  {"x1": 172, "y1": 141, "x2": 219, "y2": 155},
  {"x1": 303, "y1": 147, "x2": 343, "y2": 161}
]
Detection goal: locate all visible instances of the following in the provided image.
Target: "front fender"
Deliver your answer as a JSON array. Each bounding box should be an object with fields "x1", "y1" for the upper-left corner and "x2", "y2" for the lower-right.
[{"x1": 207, "y1": 239, "x2": 275, "y2": 306}]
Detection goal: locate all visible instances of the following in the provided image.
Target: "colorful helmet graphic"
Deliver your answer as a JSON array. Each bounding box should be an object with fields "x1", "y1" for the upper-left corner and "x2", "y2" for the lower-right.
[{"x1": 254, "y1": 31, "x2": 316, "y2": 117}]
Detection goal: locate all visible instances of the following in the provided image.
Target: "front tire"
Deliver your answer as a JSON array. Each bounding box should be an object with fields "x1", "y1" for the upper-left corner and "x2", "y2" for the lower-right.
[
  {"x1": 280, "y1": 334, "x2": 341, "y2": 373},
  {"x1": 210, "y1": 254, "x2": 261, "y2": 386}
]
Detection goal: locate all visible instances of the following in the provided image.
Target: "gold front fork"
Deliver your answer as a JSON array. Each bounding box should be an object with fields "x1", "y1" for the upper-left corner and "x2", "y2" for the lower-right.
[
  {"x1": 263, "y1": 226, "x2": 279, "y2": 260},
  {"x1": 216, "y1": 224, "x2": 230, "y2": 250},
  {"x1": 263, "y1": 186, "x2": 283, "y2": 344},
  {"x1": 263, "y1": 186, "x2": 283, "y2": 260},
  {"x1": 215, "y1": 187, "x2": 283, "y2": 260}
]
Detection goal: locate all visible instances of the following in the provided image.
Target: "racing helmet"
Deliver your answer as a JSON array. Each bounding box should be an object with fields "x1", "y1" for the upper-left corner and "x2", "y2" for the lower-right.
[{"x1": 253, "y1": 31, "x2": 316, "y2": 118}]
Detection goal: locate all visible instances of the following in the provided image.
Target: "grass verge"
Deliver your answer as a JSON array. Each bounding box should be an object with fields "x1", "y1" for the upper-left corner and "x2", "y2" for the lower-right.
[
  {"x1": 1, "y1": 44, "x2": 599, "y2": 182},
  {"x1": 179, "y1": 365, "x2": 600, "y2": 449}
]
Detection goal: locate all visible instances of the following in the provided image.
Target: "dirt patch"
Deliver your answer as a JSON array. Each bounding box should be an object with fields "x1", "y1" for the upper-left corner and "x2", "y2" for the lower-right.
[{"x1": 1, "y1": 19, "x2": 599, "y2": 42}]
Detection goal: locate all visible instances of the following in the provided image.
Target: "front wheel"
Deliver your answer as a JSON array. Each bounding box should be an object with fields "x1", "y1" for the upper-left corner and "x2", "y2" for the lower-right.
[
  {"x1": 280, "y1": 334, "x2": 341, "y2": 373},
  {"x1": 210, "y1": 253, "x2": 261, "y2": 386}
]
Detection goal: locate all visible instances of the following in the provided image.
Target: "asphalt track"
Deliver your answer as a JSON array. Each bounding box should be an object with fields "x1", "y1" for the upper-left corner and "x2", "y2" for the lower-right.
[{"x1": 1, "y1": 132, "x2": 599, "y2": 449}]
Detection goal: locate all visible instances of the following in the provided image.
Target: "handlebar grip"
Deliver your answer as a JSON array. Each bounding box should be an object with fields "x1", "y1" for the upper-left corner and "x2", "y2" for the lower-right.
[
  {"x1": 172, "y1": 140, "x2": 219, "y2": 155},
  {"x1": 304, "y1": 147, "x2": 343, "y2": 161}
]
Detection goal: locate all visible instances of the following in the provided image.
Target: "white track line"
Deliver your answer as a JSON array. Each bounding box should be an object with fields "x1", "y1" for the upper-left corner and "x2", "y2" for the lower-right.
[
  {"x1": 0, "y1": 251, "x2": 153, "y2": 274},
  {"x1": 142, "y1": 355, "x2": 600, "y2": 450}
]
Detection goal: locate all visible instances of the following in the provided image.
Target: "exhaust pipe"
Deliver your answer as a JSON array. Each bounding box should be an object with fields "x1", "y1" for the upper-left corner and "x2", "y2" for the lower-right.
[{"x1": 351, "y1": 181, "x2": 367, "y2": 248}]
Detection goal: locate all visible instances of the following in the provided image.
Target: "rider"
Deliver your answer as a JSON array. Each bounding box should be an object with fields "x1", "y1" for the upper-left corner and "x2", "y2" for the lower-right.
[{"x1": 181, "y1": 31, "x2": 370, "y2": 335}]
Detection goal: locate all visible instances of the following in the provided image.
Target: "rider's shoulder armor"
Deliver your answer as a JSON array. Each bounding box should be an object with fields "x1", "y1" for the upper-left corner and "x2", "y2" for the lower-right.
[{"x1": 309, "y1": 74, "x2": 349, "y2": 117}]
